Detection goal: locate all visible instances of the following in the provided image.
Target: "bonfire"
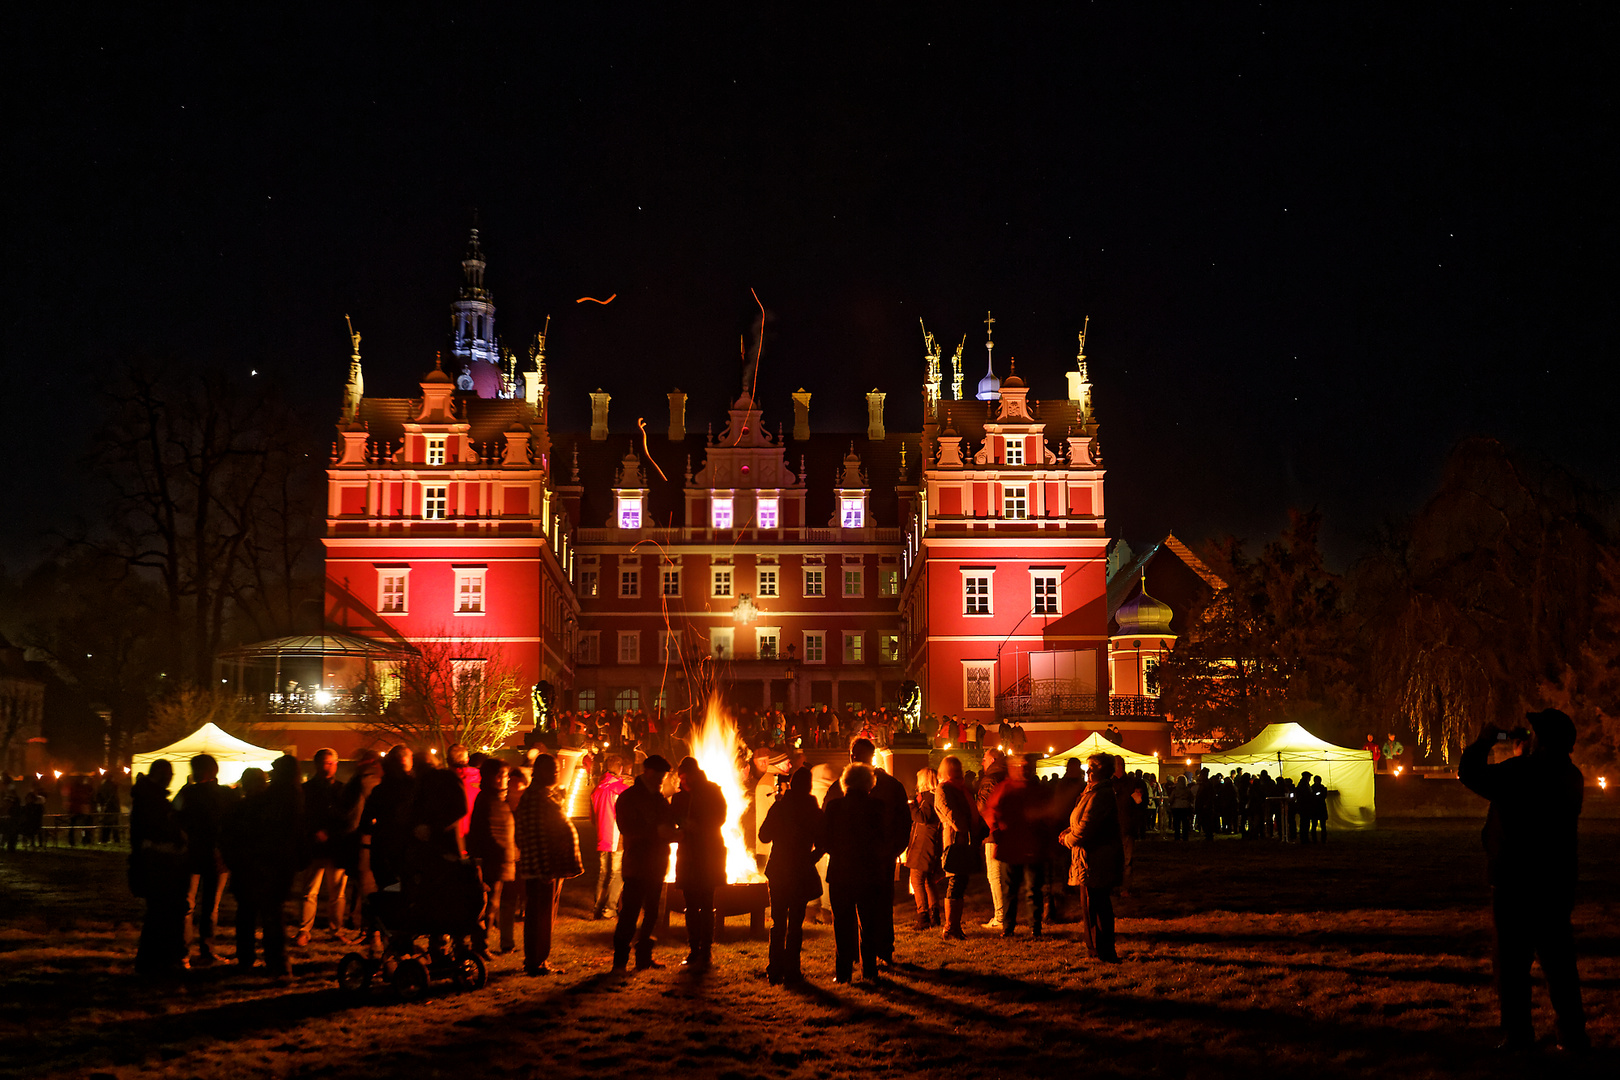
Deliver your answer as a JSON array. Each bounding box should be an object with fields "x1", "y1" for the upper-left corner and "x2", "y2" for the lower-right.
[{"x1": 668, "y1": 694, "x2": 766, "y2": 884}]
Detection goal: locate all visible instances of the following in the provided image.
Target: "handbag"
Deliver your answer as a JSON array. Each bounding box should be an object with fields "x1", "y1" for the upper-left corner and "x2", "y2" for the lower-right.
[{"x1": 942, "y1": 841, "x2": 974, "y2": 876}]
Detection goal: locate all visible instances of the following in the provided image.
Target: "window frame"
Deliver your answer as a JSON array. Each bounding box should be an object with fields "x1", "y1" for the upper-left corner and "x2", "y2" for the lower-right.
[
  {"x1": 963, "y1": 661, "x2": 996, "y2": 710},
  {"x1": 577, "y1": 688, "x2": 597, "y2": 712},
  {"x1": 579, "y1": 569, "x2": 600, "y2": 598},
  {"x1": 711, "y1": 496, "x2": 734, "y2": 530},
  {"x1": 1004, "y1": 438, "x2": 1023, "y2": 466},
  {"x1": 617, "y1": 495, "x2": 643, "y2": 530},
  {"x1": 756, "y1": 496, "x2": 779, "y2": 529},
  {"x1": 1032, "y1": 571, "x2": 1060, "y2": 616},
  {"x1": 962, "y1": 570, "x2": 992, "y2": 616},
  {"x1": 618, "y1": 630, "x2": 640, "y2": 665},
  {"x1": 577, "y1": 632, "x2": 601, "y2": 665},
  {"x1": 878, "y1": 568, "x2": 900, "y2": 597},
  {"x1": 619, "y1": 568, "x2": 640, "y2": 598},
  {"x1": 757, "y1": 568, "x2": 778, "y2": 597},
  {"x1": 843, "y1": 567, "x2": 863, "y2": 597},
  {"x1": 662, "y1": 567, "x2": 682, "y2": 597},
  {"x1": 755, "y1": 626, "x2": 780, "y2": 661},
  {"x1": 377, "y1": 567, "x2": 409, "y2": 614},
  {"x1": 426, "y1": 435, "x2": 447, "y2": 466},
  {"x1": 454, "y1": 567, "x2": 486, "y2": 615},
  {"x1": 843, "y1": 631, "x2": 865, "y2": 664},
  {"x1": 712, "y1": 567, "x2": 734, "y2": 597},
  {"x1": 1003, "y1": 485, "x2": 1029, "y2": 520},
  {"x1": 802, "y1": 630, "x2": 826, "y2": 664},
  {"x1": 880, "y1": 633, "x2": 901, "y2": 663},
  {"x1": 423, "y1": 485, "x2": 448, "y2": 520},
  {"x1": 804, "y1": 568, "x2": 825, "y2": 597},
  {"x1": 840, "y1": 497, "x2": 865, "y2": 528}
]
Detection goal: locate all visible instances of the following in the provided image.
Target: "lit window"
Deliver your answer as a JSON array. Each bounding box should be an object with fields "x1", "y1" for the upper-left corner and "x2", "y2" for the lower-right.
[
  {"x1": 804, "y1": 569, "x2": 824, "y2": 597},
  {"x1": 1033, "y1": 573, "x2": 1059, "y2": 615},
  {"x1": 803, "y1": 631, "x2": 825, "y2": 663},
  {"x1": 964, "y1": 574, "x2": 991, "y2": 615},
  {"x1": 843, "y1": 633, "x2": 864, "y2": 663},
  {"x1": 577, "y1": 688, "x2": 597, "y2": 711},
  {"x1": 711, "y1": 497, "x2": 734, "y2": 529},
  {"x1": 662, "y1": 568, "x2": 681, "y2": 596},
  {"x1": 455, "y1": 568, "x2": 485, "y2": 614},
  {"x1": 1005, "y1": 439, "x2": 1023, "y2": 465},
  {"x1": 757, "y1": 497, "x2": 779, "y2": 529},
  {"x1": 423, "y1": 486, "x2": 448, "y2": 520},
  {"x1": 709, "y1": 628, "x2": 733, "y2": 659},
  {"x1": 379, "y1": 571, "x2": 408, "y2": 613},
  {"x1": 840, "y1": 498, "x2": 864, "y2": 528},
  {"x1": 375, "y1": 661, "x2": 401, "y2": 707},
  {"x1": 757, "y1": 629, "x2": 779, "y2": 660},
  {"x1": 964, "y1": 662, "x2": 995, "y2": 709},
  {"x1": 618, "y1": 631, "x2": 640, "y2": 664},
  {"x1": 879, "y1": 568, "x2": 900, "y2": 596},
  {"x1": 577, "y1": 633, "x2": 600, "y2": 664},
  {"x1": 843, "y1": 568, "x2": 863, "y2": 597},
  {"x1": 880, "y1": 634, "x2": 901, "y2": 663},
  {"x1": 1003, "y1": 486, "x2": 1028, "y2": 519},
  {"x1": 426, "y1": 436, "x2": 447, "y2": 466},
  {"x1": 614, "y1": 688, "x2": 641, "y2": 712},
  {"x1": 757, "y1": 569, "x2": 778, "y2": 596},
  {"x1": 617, "y1": 496, "x2": 642, "y2": 529},
  {"x1": 712, "y1": 568, "x2": 733, "y2": 597},
  {"x1": 620, "y1": 569, "x2": 640, "y2": 597},
  {"x1": 579, "y1": 570, "x2": 599, "y2": 598}
]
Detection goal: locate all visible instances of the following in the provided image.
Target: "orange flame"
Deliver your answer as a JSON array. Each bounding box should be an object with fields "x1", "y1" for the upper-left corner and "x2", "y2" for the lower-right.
[{"x1": 667, "y1": 694, "x2": 765, "y2": 884}]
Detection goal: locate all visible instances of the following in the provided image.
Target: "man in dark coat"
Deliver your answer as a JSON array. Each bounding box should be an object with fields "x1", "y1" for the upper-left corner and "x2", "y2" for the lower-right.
[
  {"x1": 224, "y1": 757, "x2": 306, "y2": 977},
  {"x1": 130, "y1": 760, "x2": 188, "y2": 977},
  {"x1": 670, "y1": 756, "x2": 727, "y2": 970},
  {"x1": 612, "y1": 755, "x2": 676, "y2": 972},
  {"x1": 1061, "y1": 753, "x2": 1123, "y2": 962},
  {"x1": 1459, "y1": 709, "x2": 1588, "y2": 1054},
  {"x1": 758, "y1": 766, "x2": 824, "y2": 984},
  {"x1": 824, "y1": 738, "x2": 910, "y2": 961},
  {"x1": 823, "y1": 763, "x2": 889, "y2": 982},
  {"x1": 173, "y1": 754, "x2": 235, "y2": 966},
  {"x1": 295, "y1": 748, "x2": 348, "y2": 947}
]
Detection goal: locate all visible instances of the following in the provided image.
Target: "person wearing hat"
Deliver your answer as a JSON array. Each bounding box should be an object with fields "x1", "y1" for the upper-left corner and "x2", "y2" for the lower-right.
[
  {"x1": 611, "y1": 755, "x2": 676, "y2": 972},
  {"x1": 1458, "y1": 708, "x2": 1588, "y2": 1055}
]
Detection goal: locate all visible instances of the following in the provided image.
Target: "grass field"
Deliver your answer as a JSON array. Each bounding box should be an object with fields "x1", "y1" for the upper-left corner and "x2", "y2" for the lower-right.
[{"x1": 1, "y1": 820, "x2": 1615, "y2": 1080}]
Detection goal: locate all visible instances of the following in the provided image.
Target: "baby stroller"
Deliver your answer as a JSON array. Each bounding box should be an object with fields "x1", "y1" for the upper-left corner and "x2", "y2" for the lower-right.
[{"x1": 338, "y1": 854, "x2": 489, "y2": 999}]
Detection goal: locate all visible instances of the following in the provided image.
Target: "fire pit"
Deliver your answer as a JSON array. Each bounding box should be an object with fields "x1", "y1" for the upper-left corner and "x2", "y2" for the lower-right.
[{"x1": 662, "y1": 881, "x2": 770, "y2": 937}]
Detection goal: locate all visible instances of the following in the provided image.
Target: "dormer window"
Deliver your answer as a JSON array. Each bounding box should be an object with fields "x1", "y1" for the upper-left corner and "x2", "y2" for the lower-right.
[
  {"x1": 711, "y1": 497, "x2": 734, "y2": 529},
  {"x1": 617, "y1": 496, "x2": 642, "y2": 530},
  {"x1": 1004, "y1": 486, "x2": 1029, "y2": 519},
  {"x1": 840, "y1": 498, "x2": 865, "y2": 528},
  {"x1": 757, "y1": 497, "x2": 779, "y2": 529},
  {"x1": 426, "y1": 436, "x2": 447, "y2": 466},
  {"x1": 1005, "y1": 439, "x2": 1023, "y2": 465}
]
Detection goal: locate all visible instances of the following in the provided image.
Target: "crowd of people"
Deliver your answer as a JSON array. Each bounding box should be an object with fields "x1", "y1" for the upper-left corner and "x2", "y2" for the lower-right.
[
  {"x1": 1159, "y1": 768, "x2": 1331, "y2": 842},
  {"x1": 549, "y1": 703, "x2": 917, "y2": 756},
  {"x1": 2, "y1": 771, "x2": 123, "y2": 850}
]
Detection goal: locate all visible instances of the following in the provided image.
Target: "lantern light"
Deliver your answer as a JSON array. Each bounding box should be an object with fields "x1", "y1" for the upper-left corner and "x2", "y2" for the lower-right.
[
  {"x1": 98, "y1": 768, "x2": 106, "y2": 775},
  {"x1": 53, "y1": 770, "x2": 63, "y2": 779},
  {"x1": 313, "y1": 689, "x2": 333, "y2": 707},
  {"x1": 1599, "y1": 777, "x2": 1608, "y2": 790}
]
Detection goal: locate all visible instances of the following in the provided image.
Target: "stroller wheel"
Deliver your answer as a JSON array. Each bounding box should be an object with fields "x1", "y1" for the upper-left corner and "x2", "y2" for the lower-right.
[
  {"x1": 391, "y1": 957, "x2": 429, "y2": 1001},
  {"x1": 336, "y1": 952, "x2": 373, "y2": 995},
  {"x1": 452, "y1": 951, "x2": 488, "y2": 991}
]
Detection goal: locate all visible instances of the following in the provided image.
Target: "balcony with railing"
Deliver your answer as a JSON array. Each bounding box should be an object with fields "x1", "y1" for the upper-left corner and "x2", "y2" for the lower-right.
[
  {"x1": 241, "y1": 687, "x2": 380, "y2": 716},
  {"x1": 1109, "y1": 695, "x2": 1165, "y2": 718},
  {"x1": 996, "y1": 676, "x2": 1108, "y2": 718},
  {"x1": 575, "y1": 526, "x2": 902, "y2": 545}
]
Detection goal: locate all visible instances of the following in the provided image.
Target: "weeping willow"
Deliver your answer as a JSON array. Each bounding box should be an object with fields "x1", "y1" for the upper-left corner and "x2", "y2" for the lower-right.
[{"x1": 1375, "y1": 594, "x2": 1505, "y2": 764}]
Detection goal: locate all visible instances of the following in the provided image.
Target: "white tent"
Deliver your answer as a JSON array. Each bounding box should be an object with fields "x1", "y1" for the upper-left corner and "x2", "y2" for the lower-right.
[
  {"x1": 1200, "y1": 722, "x2": 1375, "y2": 830},
  {"x1": 1036, "y1": 732, "x2": 1162, "y2": 779},
  {"x1": 130, "y1": 722, "x2": 282, "y2": 788}
]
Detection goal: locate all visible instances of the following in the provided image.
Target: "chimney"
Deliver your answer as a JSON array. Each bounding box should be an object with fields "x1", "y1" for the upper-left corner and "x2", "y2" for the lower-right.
[
  {"x1": 667, "y1": 390, "x2": 687, "y2": 441},
  {"x1": 589, "y1": 390, "x2": 611, "y2": 441},
  {"x1": 866, "y1": 390, "x2": 886, "y2": 441},
  {"x1": 791, "y1": 389, "x2": 812, "y2": 441}
]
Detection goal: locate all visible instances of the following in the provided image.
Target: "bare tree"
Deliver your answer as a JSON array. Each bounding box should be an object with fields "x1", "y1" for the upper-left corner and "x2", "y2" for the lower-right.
[
  {"x1": 135, "y1": 683, "x2": 287, "y2": 754},
  {"x1": 85, "y1": 359, "x2": 320, "y2": 685},
  {"x1": 357, "y1": 634, "x2": 529, "y2": 754}
]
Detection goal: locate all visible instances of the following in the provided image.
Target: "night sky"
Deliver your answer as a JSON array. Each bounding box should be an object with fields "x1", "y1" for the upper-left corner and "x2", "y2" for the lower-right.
[{"x1": 6, "y1": 4, "x2": 1613, "y2": 567}]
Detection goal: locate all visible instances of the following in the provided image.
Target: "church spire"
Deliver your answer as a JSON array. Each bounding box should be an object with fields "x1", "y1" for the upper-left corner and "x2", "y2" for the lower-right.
[
  {"x1": 450, "y1": 223, "x2": 501, "y2": 397},
  {"x1": 975, "y1": 310, "x2": 1001, "y2": 401},
  {"x1": 1066, "y1": 315, "x2": 1094, "y2": 421}
]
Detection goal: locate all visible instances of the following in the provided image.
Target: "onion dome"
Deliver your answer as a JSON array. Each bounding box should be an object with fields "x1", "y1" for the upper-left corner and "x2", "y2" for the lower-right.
[
  {"x1": 423, "y1": 354, "x2": 454, "y2": 384},
  {"x1": 976, "y1": 366, "x2": 1001, "y2": 401},
  {"x1": 1114, "y1": 583, "x2": 1174, "y2": 637}
]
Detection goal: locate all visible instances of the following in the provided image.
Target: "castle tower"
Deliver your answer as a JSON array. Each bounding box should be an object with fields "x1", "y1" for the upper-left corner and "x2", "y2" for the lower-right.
[{"x1": 450, "y1": 227, "x2": 504, "y2": 398}]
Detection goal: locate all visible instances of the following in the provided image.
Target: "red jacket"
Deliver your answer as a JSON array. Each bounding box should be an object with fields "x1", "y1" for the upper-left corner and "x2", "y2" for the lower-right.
[{"x1": 591, "y1": 773, "x2": 631, "y2": 852}]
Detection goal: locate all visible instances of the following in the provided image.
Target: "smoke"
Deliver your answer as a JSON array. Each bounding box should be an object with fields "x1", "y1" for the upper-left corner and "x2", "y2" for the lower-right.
[{"x1": 740, "y1": 297, "x2": 773, "y2": 394}]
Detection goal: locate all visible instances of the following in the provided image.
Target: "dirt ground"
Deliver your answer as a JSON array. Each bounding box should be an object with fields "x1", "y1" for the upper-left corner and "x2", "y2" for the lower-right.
[{"x1": 2, "y1": 820, "x2": 1615, "y2": 1080}]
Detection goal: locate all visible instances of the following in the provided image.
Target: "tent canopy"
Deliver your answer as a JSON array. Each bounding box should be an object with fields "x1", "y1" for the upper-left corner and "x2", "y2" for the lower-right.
[
  {"x1": 131, "y1": 722, "x2": 281, "y2": 788},
  {"x1": 1036, "y1": 732, "x2": 1161, "y2": 778},
  {"x1": 1201, "y1": 722, "x2": 1375, "y2": 829}
]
